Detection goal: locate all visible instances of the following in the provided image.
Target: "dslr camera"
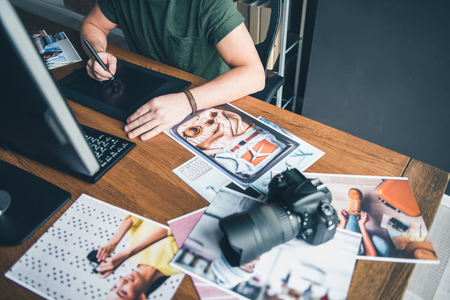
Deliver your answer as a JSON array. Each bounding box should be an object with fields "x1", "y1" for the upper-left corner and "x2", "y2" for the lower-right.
[{"x1": 219, "y1": 168, "x2": 339, "y2": 267}]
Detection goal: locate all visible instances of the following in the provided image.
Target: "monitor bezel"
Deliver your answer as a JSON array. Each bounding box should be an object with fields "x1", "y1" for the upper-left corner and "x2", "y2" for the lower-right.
[{"x1": 0, "y1": 0, "x2": 100, "y2": 177}]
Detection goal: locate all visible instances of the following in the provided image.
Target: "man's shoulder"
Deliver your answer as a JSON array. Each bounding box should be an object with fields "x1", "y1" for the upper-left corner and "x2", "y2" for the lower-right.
[{"x1": 199, "y1": 0, "x2": 239, "y2": 13}]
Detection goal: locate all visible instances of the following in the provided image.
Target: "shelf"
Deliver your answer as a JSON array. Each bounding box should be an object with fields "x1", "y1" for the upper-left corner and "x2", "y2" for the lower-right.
[{"x1": 275, "y1": 0, "x2": 307, "y2": 111}]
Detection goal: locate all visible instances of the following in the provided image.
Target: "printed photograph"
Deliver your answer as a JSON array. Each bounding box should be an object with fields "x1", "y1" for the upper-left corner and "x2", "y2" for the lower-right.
[
  {"x1": 172, "y1": 116, "x2": 324, "y2": 203},
  {"x1": 170, "y1": 104, "x2": 300, "y2": 186},
  {"x1": 31, "y1": 29, "x2": 47, "y2": 51},
  {"x1": 305, "y1": 173, "x2": 439, "y2": 262},
  {"x1": 5, "y1": 194, "x2": 184, "y2": 300},
  {"x1": 169, "y1": 187, "x2": 360, "y2": 300},
  {"x1": 32, "y1": 31, "x2": 81, "y2": 70}
]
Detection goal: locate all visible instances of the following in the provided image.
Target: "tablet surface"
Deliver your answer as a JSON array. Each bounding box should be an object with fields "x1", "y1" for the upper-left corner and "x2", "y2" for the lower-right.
[{"x1": 58, "y1": 59, "x2": 191, "y2": 121}]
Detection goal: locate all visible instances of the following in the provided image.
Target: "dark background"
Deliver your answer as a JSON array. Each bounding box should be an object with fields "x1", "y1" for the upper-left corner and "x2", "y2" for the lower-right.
[{"x1": 297, "y1": 0, "x2": 449, "y2": 193}]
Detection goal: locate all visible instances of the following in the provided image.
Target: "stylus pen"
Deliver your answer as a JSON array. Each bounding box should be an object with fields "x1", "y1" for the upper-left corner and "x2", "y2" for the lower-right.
[{"x1": 83, "y1": 38, "x2": 116, "y2": 82}]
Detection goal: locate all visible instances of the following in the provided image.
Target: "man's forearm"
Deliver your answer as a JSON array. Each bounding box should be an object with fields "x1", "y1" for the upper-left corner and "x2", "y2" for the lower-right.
[
  {"x1": 79, "y1": 3, "x2": 117, "y2": 58},
  {"x1": 188, "y1": 64, "x2": 265, "y2": 111},
  {"x1": 80, "y1": 22, "x2": 109, "y2": 57},
  {"x1": 192, "y1": 22, "x2": 265, "y2": 109}
]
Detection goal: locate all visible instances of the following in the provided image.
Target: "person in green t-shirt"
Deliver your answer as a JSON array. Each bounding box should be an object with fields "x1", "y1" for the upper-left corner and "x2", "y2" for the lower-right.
[{"x1": 80, "y1": 0, "x2": 265, "y2": 141}]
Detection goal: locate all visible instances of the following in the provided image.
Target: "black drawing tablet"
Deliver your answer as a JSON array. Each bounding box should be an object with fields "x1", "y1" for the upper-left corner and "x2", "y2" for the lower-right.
[{"x1": 58, "y1": 59, "x2": 191, "y2": 122}]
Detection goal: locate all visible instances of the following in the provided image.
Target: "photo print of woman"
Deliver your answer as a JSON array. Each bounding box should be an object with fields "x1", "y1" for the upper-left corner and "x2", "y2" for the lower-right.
[
  {"x1": 6, "y1": 195, "x2": 184, "y2": 300},
  {"x1": 90, "y1": 215, "x2": 182, "y2": 300}
]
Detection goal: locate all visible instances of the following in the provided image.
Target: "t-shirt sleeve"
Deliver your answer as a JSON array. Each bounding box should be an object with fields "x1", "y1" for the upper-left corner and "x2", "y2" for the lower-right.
[
  {"x1": 201, "y1": 0, "x2": 245, "y2": 47},
  {"x1": 129, "y1": 215, "x2": 143, "y2": 232},
  {"x1": 97, "y1": 0, "x2": 120, "y2": 24}
]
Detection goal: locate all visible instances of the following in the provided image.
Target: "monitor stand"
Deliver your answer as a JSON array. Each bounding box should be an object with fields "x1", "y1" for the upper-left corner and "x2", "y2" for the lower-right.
[{"x1": 0, "y1": 160, "x2": 71, "y2": 246}]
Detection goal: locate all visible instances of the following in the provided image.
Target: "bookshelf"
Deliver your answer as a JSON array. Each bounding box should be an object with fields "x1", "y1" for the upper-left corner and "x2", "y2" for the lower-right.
[
  {"x1": 236, "y1": 0, "x2": 307, "y2": 112},
  {"x1": 275, "y1": 0, "x2": 307, "y2": 111}
]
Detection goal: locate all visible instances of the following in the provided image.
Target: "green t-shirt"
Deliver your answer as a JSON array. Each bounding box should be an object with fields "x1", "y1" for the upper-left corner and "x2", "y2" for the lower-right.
[{"x1": 98, "y1": 0, "x2": 244, "y2": 80}]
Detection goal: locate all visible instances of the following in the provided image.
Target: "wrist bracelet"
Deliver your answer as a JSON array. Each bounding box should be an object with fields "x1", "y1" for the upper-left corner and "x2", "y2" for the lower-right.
[{"x1": 183, "y1": 89, "x2": 198, "y2": 115}]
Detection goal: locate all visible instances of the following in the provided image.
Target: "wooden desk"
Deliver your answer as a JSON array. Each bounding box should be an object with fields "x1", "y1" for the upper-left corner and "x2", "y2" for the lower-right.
[{"x1": 1, "y1": 10, "x2": 448, "y2": 300}]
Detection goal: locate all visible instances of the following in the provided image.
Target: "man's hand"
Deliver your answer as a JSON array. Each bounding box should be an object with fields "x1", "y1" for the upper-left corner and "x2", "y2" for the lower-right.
[
  {"x1": 121, "y1": 22, "x2": 265, "y2": 142},
  {"x1": 86, "y1": 51, "x2": 117, "y2": 81},
  {"x1": 124, "y1": 92, "x2": 192, "y2": 140}
]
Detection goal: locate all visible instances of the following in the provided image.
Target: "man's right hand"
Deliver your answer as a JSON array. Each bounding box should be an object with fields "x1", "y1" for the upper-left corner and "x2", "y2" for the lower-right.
[{"x1": 86, "y1": 51, "x2": 117, "y2": 81}]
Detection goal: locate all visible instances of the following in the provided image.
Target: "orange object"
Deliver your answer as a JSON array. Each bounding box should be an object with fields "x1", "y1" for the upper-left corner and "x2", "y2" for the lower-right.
[
  {"x1": 242, "y1": 140, "x2": 278, "y2": 166},
  {"x1": 375, "y1": 179, "x2": 421, "y2": 217},
  {"x1": 348, "y1": 188, "x2": 362, "y2": 216}
]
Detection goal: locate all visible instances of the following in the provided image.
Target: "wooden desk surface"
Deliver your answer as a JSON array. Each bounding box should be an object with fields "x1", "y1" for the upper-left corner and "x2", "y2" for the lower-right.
[{"x1": 0, "y1": 9, "x2": 448, "y2": 300}]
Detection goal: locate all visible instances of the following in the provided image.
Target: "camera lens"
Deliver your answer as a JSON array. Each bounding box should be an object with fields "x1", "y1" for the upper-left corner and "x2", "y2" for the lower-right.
[{"x1": 219, "y1": 202, "x2": 301, "y2": 266}]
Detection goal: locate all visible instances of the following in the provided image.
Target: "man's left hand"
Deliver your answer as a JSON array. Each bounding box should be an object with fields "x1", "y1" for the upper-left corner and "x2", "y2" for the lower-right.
[{"x1": 124, "y1": 92, "x2": 192, "y2": 141}]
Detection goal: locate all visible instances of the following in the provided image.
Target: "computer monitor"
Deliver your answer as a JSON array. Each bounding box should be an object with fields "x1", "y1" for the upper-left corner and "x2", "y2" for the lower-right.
[
  {"x1": 0, "y1": 0, "x2": 111, "y2": 245},
  {"x1": 0, "y1": 0, "x2": 100, "y2": 178}
]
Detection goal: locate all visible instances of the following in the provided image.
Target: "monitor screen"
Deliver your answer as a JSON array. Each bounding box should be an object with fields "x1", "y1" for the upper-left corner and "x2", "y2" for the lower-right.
[{"x1": 0, "y1": 1, "x2": 100, "y2": 177}]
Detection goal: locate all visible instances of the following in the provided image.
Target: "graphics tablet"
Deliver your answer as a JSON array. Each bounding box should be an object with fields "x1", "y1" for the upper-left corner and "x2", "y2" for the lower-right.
[{"x1": 58, "y1": 59, "x2": 191, "y2": 122}]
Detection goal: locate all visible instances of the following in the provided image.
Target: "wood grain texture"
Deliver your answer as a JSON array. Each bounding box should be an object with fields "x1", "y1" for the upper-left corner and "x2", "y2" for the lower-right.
[
  {"x1": 1, "y1": 9, "x2": 448, "y2": 300},
  {"x1": 403, "y1": 159, "x2": 449, "y2": 229},
  {"x1": 347, "y1": 160, "x2": 448, "y2": 300}
]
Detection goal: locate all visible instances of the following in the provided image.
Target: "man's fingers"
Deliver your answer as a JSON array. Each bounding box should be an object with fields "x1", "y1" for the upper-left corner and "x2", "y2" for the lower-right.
[
  {"x1": 126, "y1": 117, "x2": 157, "y2": 139},
  {"x1": 124, "y1": 93, "x2": 189, "y2": 141},
  {"x1": 86, "y1": 61, "x2": 109, "y2": 81},
  {"x1": 92, "y1": 62, "x2": 112, "y2": 80},
  {"x1": 86, "y1": 53, "x2": 117, "y2": 81},
  {"x1": 107, "y1": 57, "x2": 117, "y2": 75},
  {"x1": 140, "y1": 126, "x2": 164, "y2": 141},
  {"x1": 126, "y1": 103, "x2": 152, "y2": 125}
]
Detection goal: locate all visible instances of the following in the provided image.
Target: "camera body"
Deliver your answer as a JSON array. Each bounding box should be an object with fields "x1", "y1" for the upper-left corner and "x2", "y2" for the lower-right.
[
  {"x1": 219, "y1": 168, "x2": 339, "y2": 267},
  {"x1": 267, "y1": 168, "x2": 338, "y2": 245}
]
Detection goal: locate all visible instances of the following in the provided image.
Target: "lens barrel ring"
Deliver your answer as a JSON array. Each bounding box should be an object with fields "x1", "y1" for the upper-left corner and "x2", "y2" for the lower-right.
[{"x1": 270, "y1": 203, "x2": 300, "y2": 242}]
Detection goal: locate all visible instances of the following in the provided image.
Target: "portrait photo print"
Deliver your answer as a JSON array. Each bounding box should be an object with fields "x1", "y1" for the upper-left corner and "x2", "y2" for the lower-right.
[{"x1": 5, "y1": 194, "x2": 184, "y2": 300}]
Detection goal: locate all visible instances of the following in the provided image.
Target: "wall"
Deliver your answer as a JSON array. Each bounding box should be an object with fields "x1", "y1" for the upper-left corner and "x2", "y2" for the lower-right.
[
  {"x1": 302, "y1": 0, "x2": 450, "y2": 176},
  {"x1": 31, "y1": 0, "x2": 96, "y2": 16},
  {"x1": 62, "y1": 0, "x2": 96, "y2": 16}
]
